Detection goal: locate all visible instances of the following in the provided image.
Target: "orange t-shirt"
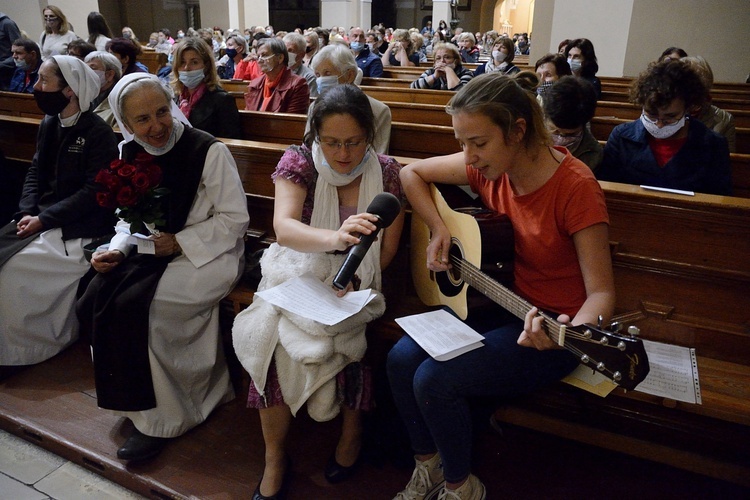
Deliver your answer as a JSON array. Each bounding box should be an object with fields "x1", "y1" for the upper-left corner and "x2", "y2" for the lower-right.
[{"x1": 465, "y1": 148, "x2": 609, "y2": 317}]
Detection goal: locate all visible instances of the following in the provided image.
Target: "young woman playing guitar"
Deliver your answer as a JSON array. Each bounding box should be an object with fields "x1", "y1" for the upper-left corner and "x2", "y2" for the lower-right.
[{"x1": 389, "y1": 71, "x2": 616, "y2": 500}]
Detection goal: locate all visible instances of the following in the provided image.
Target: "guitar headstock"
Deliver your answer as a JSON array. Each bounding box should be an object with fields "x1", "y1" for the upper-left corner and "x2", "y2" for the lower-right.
[{"x1": 564, "y1": 323, "x2": 650, "y2": 391}]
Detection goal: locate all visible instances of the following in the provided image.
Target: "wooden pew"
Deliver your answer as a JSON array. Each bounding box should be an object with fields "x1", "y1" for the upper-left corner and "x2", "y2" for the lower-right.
[
  {"x1": 360, "y1": 77, "x2": 413, "y2": 88},
  {"x1": 138, "y1": 49, "x2": 167, "y2": 74},
  {"x1": 0, "y1": 91, "x2": 44, "y2": 118}
]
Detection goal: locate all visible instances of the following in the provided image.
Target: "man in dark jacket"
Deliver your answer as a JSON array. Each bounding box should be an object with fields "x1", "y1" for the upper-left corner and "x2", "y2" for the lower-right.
[
  {"x1": 350, "y1": 27, "x2": 382, "y2": 78},
  {"x1": 9, "y1": 39, "x2": 42, "y2": 93}
]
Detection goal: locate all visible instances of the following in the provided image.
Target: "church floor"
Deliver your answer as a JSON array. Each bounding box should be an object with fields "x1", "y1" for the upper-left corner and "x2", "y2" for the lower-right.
[{"x1": 1, "y1": 341, "x2": 748, "y2": 499}]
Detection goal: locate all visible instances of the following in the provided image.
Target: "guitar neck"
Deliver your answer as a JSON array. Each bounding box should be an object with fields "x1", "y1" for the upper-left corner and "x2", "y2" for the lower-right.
[{"x1": 451, "y1": 255, "x2": 566, "y2": 345}]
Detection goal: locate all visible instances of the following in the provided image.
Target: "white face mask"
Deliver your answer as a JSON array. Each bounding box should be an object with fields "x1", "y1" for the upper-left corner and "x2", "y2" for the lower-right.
[
  {"x1": 178, "y1": 68, "x2": 205, "y2": 89},
  {"x1": 287, "y1": 52, "x2": 297, "y2": 67},
  {"x1": 640, "y1": 112, "x2": 687, "y2": 139},
  {"x1": 567, "y1": 58, "x2": 582, "y2": 73},
  {"x1": 492, "y1": 50, "x2": 506, "y2": 63},
  {"x1": 93, "y1": 69, "x2": 107, "y2": 88}
]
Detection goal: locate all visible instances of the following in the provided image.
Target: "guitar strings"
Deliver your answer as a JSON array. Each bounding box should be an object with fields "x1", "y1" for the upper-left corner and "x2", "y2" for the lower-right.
[{"x1": 450, "y1": 256, "x2": 622, "y2": 379}]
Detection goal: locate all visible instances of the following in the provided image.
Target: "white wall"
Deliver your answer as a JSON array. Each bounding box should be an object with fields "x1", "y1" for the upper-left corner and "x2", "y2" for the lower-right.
[{"x1": 1, "y1": 0, "x2": 99, "y2": 42}]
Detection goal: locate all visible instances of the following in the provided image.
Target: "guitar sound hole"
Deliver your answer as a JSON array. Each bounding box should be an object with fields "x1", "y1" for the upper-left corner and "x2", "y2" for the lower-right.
[{"x1": 435, "y1": 240, "x2": 465, "y2": 298}]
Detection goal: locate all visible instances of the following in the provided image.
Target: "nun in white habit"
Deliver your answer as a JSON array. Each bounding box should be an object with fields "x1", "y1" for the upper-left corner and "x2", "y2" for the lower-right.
[
  {"x1": 0, "y1": 55, "x2": 117, "y2": 373},
  {"x1": 76, "y1": 73, "x2": 249, "y2": 461}
]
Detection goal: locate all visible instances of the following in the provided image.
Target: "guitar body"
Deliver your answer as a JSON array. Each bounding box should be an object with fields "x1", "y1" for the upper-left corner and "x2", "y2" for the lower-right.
[{"x1": 410, "y1": 184, "x2": 514, "y2": 320}]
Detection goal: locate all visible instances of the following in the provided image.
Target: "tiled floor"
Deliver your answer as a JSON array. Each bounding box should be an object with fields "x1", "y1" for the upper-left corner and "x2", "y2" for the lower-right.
[{"x1": 0, "y1": 429, "x2": 144, "y2": 500}]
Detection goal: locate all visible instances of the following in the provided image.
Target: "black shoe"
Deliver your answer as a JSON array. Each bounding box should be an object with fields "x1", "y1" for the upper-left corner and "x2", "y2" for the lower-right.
[
  {"x1": 116, "y1": 428, "x2": 169, "y2": 461},
  {"x1": 324, "y1": 453, "x2": 361, "y2": 484},
  {"x1": 252, "y1": 456, "x2": 291, "y2": 500}
]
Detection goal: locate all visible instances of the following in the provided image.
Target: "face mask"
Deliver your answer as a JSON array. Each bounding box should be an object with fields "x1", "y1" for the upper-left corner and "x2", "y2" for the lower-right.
[
  {"x1": 287, "y1": 52, "x2": 297, "y2": 67},
  {"x1": 179, "y1": 68, "x2": 204, "y2": 89},
  {"x1": 367, "y1": 42, "x2": 374, "y2": 52},
  {"x1": 318, "y1": 37, "x2": 324, "y2": 47},
  {"x1": 492, "y1": 50, "x2": 506, "y2": 63},
  {"x1": 34, "y1": 89, "x2": 70, "y2": 116},
  {"x1": 266, "y1": 29, "x2": 273, "y2": 36},
  {"x1": 640, "y1": 113, "x2": 687, "y2": 140},
  {"x1": 225, "y1": 48, "x2": 237, "y2": 59},
  {"x1": 537, "y1": 80, "x2": 553, "y2": 97},
  {"x1": 350, "y1": 41, "x2": 363, "y2": 52},
  {"x1": 93, "y1": 69, "x2": 107, "y2": 88},
  {"x1": 552, "y1": 130, "x2": 584, "y2": 151},
  {"x1": 305, "y1": 45, "x2": 313, "y2": 53},
  {"x1": 122, "y1": 33, "x2": 131, "y2": 39},
  {"x1": 316, "y1": 74, "x2": 340, "y2": 95},
  {"x1": 167, "y1": 52, "x2": 174, "y2": 64},
  {"x1": 15, "y1": 58, "x2": 28, "y2": 70},
  {"x1": 178, "y1": 33, "x2": 184, "y2": 39},
  {"x1": 568, "y1": 58, "x2": 582, "y2": 73}
]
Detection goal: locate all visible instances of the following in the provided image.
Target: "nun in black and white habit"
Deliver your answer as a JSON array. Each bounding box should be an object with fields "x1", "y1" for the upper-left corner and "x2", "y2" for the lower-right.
[{"x1": 0, "y1": 55, "x2": 116, "y2": 372}]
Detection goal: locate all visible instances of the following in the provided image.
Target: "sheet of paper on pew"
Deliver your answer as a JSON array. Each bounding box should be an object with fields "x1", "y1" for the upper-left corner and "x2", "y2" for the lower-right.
[
  {"x1": 395, "y1": 309, "x2": 485, "y2": 362},
  {"x1": 563, "y1": 339, "x2": 702, "y2": 404},
  {"x1": 254, "y1": 272, "x2": 377, "y2": 326}
]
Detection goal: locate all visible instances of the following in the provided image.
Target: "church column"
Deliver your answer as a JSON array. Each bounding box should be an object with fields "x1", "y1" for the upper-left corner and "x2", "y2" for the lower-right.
[{"x1": 321, "y1": 0, "x2": 366, "y2": 31}]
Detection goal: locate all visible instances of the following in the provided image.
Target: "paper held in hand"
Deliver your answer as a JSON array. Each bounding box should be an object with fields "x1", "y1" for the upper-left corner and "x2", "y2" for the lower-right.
[
  {"x1": 254, "y1": 272, "x2": 377, "y2": 326},
  {"x1": 395, "y1": 309, "x2": 485, "y2": 361}
]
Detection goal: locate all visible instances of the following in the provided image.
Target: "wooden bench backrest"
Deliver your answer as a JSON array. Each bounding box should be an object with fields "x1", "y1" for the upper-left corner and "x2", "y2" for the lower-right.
[{"x1": 138, "y1": 49, "x2": 167, "y2": 74}]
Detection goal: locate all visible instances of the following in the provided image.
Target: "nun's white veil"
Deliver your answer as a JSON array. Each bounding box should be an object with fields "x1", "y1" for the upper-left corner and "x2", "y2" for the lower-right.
[
  {"x1": 108, "y1": 72, "x2": 191, "y2": 143},
  {"x1": 51, "y1": 55, "x2": 100, "y2": 113}
]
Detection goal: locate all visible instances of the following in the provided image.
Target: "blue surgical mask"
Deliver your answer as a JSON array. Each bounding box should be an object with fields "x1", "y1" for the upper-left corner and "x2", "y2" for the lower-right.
[
  {"x1": 567, "y1": 58, "x2": 582, "y2": 73},
  {"x1": 14, "y1": 59, "x2": 28, "y2": 70},
  {"x1": 350, "y1": 41, "x2": 364, "y2": 52},
  {"x1": 179, "y1": 68, "x2": 205, "y2": 89},
  {"x1": 316, "y1": 74, "x2": 340, "y2": 95}
]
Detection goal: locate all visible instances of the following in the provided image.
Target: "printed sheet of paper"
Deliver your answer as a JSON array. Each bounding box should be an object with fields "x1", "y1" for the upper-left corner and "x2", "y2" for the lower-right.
[
  {"x1": 395, "y1": 309, "x2": 484, "y2": 361},
  {"x1": 255, "y1": 272, "x2": 376, "y2": 326},
  {"x1": 562, "y1": 366, "x2": 618, "y2": 397},
  {"x1": 634, "y1": 339, "x2": 701, "y2": 404}
]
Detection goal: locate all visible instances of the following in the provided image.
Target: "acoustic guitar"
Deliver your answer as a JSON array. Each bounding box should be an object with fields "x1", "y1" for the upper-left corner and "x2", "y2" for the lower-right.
[{"x1": 410, "y1": 184, "x2": 650, "y2": 390}]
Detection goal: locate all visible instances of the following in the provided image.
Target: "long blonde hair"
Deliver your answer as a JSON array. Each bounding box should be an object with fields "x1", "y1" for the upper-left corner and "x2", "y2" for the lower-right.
[{"x1": 43, "y1": 5, "x2": 70, "y2": 35}]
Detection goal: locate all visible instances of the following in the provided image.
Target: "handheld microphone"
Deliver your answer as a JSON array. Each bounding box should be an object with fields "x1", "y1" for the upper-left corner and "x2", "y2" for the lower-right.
[{"x1": 332, "y1": 192, "x2": 401, "y2": 290}]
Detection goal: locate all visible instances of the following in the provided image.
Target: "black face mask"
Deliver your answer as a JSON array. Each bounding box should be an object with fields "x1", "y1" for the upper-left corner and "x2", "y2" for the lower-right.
[
  {"x1": 305, "y1": 45, "x2": 313, "y2": 53},
  {"x1": 34, "y1": 89, "x2": 70, "y2": 116}
]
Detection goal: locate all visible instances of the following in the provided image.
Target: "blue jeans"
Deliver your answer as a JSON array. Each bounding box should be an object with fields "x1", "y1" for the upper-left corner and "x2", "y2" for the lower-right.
[{"x1": 386, "y1": 315, "x2": 579, "y2": 483}]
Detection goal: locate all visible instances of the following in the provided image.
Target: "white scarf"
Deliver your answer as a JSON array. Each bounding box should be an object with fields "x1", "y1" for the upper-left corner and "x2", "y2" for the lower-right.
[{"x1": 311, "y1": 142, "x2": 384, "y2": 290}]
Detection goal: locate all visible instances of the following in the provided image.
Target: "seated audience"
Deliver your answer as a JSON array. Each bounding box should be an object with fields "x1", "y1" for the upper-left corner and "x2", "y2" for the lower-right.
[
  {"x1": 515, "y1": 33, "x2": 530, "y2": 55},
  {"x1": 84, "y1": 50, "x2": 122, "y2": 127},
  {"x1": 218, "y1": 34, "x2": 257, "y2": 81},
  {"x1": 534, "y1": 53, "x2": 572, "y2": 102},
  {"x1": 244, "y1": 38, "x2": 310, "y2": 114},
  {"x1": 120, "y1": 26, "x2": 139, "y2": 45},
  {"x1": 660, "y1": 46, "x2": 687, "y2": 62},
  {"x1": 106, "y1": 37, "x2": 148, "y2": 75},
  {"x1": 564, "y1": 38, "x2": 601, "y2": 100},
  {"x1": 232, "y1": 84, "x2": 406, "y2": 498},
  {"x1": 682, "y1": 55, "x2": 736, "y2": 152},
  {"x1": 284, "y1": 32, "x2": 318, "y2": 97},
  {"x1": 474, "y1": 37, "x2": 520, "y2": 77},
  {"x1": 426, "y1": 31, "x2": 446, "y2": 56},
  {"x1": 381, "y1": 28, "x2": 418, "y2": 67},
  {"x1": 597, "y1": 59, "x2": 731, "y2": 195},
  {"x1": 9, "y1": 39, "x2": 42, "y2": 93},
  {"x1": 309, "y1": 43, "x2": 391, "y2": 153},
  {"x1": 76, "y1": 73, "x2": 248, "y2": 462},
  {"x1": 558, "y1": 38, "x2": 571, "y2": 55},
  {"x1": 372, "y1": 26, "x2": 389, "y2": 55},
  {"x1": 39, "y1": 5, "x2": 78, "y2": 61},
  {"x1": 391, "y1": 71, "x2": 614, "y2": 500},
  {"x1": 172, "y1": 37, "x2": 241, "y2": 139},
  {"x1": 153, "y1": 30, "x2": 172, "y2": 55},
  {"x1": 411, "y1": 42, "x2": 473, "y2": 92},
  {"x1": 543, "y1": 75, "x2": 603, "y2": 171},
  {"x1": 410, "y1": 32, "x2": 428, "y2": 64},
  {"x1": 86, "y1": 11, "x2": 112, "y2": 51},
  {"x1": 0, "y1": 56, "x2": 117, "y2": 379},
  {"x1": 457, "y1": 32, "x2": 480, "y2": 64},
  {"x1": 66, "y1": 39, "x2": 96, "y2": 60}
]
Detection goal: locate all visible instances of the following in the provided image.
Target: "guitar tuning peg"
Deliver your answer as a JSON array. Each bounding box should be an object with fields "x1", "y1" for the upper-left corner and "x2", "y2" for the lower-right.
[
  {"x1": 597, "y1": 315, "x2": 603, "y2": 328},
  {"x1": 627, "y1": 325, "x2": 641, "y2": 337},
  {"x1": 609, "y1": 321, "x2": 622, "y2": 333}
]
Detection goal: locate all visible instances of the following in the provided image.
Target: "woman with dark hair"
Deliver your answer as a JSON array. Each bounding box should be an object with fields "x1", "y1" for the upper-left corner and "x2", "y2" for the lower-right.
[
  {"x1": 106, "y1": 37, "x2": 147, "y2": 75},
  {"x1": 534, "y1": 53, "x2": 573, "y2": 101},
  {"x1": 473, "y1": 37, "x2": 520, "y2": 76},
  {"x1": 597, "y1": 59, "x2": 731, "y2": 195},
  {"x1": 39, "y1": 5, "x2": 78, "y2": 60},
  {"x1": 426, "y1": 30, "x2": 446, "y2": 56},
  {"x1": 87, "y1": 12, "x2": 112, "y2": 51},
  {"x1": 543, "y1": 75, "x2": 603, "y2": 170},
  {"x1": 172, "y1": 37, "x2": 241, "y2": 139},
  {"x1": 233, "y1": 84, "x2": 406, "y2": 497},
  {"x1": 557, "y1": 38, "x2": 570, "y2": 55},
  {"x1": 564, "y1": 38, "x2": 601, "y2": 99},
  {"x1": 660, "y1": 46, "x2": 687, "y2": 62},
  {"x1": 244, "y1": 38, "x2": 309, "y2": 113},
  {"x1": 391, "y1": 71, "x2": 614, "y2": 499}
]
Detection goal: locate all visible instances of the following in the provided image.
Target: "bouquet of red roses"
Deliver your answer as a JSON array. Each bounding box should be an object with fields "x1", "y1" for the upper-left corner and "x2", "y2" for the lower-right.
[{"x1": 95, "y1": 152, "x2": 169, "y2": 234}]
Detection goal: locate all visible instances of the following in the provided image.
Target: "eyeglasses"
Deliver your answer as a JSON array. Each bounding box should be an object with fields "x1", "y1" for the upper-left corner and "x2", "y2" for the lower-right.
[
  {"x1": 642, "y1": 111, "x2": 685, "y2": 126},
  {"x1": 257, "y1": 54, "x2": 277, "y2": 62},
  {"x1": 44, "y1": 15, "x2": 59, "y2": 21},
  {"x1": 318, "y1": 138, "x2": 366, "y2": 151}
]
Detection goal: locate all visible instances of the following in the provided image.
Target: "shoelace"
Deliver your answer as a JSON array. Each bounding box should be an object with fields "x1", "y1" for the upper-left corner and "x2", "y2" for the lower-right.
[
  {"x1": 395, "y1": 461, "x2": 431, "y2": 498},
  {"x1": 437, "y1": 488, "x2": 461, "y2": 500}
]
